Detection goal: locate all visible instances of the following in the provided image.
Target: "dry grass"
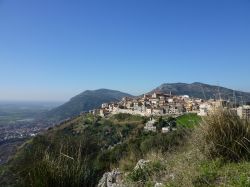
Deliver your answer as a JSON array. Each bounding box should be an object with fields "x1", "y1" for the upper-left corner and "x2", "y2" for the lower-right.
[
  {"x1": 195, "y1": 109, "x2": 250, "y2": 162},
  {"x1": 120, "y1": 110, "x2": 250, "y2": 186}
]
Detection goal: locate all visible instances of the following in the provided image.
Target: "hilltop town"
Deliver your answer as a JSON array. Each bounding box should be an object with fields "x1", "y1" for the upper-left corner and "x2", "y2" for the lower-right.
[{"x1": 90, "y1": 92, "x2": 250, "y2": 120}]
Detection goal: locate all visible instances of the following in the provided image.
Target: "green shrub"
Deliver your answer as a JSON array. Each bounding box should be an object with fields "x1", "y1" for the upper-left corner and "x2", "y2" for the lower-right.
[
  {"x1": 111, "y1": 113, "x2": 145, "y2": 123},
  {"x1": 192, "y1": 159, "x2": 222, "y2": 186},
  {"x1": 140, "y1": 128, "x2": 190, "y2": 154}
]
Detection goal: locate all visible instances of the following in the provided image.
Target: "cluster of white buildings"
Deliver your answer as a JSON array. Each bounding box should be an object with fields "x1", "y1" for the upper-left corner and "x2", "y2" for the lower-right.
[
  {"x1": 197, "y1": 99, "x2": 229, "y2": 116},
  {"x1": 197, "y1": 100, "x2": 250, "y2": 120},
  {"x1": 91, "y1": 92, "x2": 204, "y2": 117},
  {"x1": 144, "y1": 118, "x2": 157, "y2": 132},
  {"x1": 89, "y1": 91, "x2": 250, "y2": 120},
  {"x1": 143, "y1": 118, "x2": 175, "y2": 133}
]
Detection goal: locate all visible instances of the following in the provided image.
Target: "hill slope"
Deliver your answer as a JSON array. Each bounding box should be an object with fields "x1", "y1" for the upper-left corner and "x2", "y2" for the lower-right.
[
  {"x1": 152, "y1": 82, "x2": 250, "y2": 102},
  {"x1": 45, "y1": 89, "x2": 132, "y2": 122},
  {"x1": 0, "y1": 113, "x2": 189, "y2": 187},
  {"x1": 2, "y1": 112, "x2": 249, "y2": 187}
]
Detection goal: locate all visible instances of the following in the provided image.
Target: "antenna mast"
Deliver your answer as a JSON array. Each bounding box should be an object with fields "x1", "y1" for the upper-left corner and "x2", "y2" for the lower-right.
[
  {"x1": 217, "y1": 82, "x2": 221, "y2": 100},
  {"x1": 239, "y1": 95, "x2": 244, "y2": 106},
  {"x1": 233, "y1": 90, "x2": 237, "y2": 108},
  {"x1": 200, "y1": 84, "x2": 207, "y2": 100}
]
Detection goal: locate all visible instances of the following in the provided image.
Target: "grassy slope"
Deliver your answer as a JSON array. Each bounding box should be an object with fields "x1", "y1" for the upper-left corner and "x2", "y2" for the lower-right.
[
  {"x1": 0, "y1": 113, "x2": 189, "y2": 187},
  {"x1": 176, "y1": 113, "x2": 202, "y2": 128},
  {"x1": 121, "y1": 113, "x2": 250, "y2": 187},
  {"x1": 1, "y1": 113, "x2": 249, "y2": 187}
]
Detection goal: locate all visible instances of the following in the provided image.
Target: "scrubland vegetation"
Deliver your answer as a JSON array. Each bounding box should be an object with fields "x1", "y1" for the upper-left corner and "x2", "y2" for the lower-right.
[{"x1": 0, "y1": 111, "x2": 249, "y2": 187}]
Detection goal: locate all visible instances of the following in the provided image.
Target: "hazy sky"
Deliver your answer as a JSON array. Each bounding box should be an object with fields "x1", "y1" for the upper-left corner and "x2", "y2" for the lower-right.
[{"x1": 0, "y1": 0, "x2": 250, "y2": 101}]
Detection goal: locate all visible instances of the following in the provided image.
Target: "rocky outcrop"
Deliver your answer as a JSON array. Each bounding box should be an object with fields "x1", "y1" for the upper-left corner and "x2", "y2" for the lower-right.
[
  {"x1": 154, "y1": 183, "x2": 164, "y2": 187},
  {"x1": 97, "y1": 169, "x2": 125, "y2": 187},
  {"x1": 98, "y1": 160, "x2": 163, "y2": 187},
  {"x1": 134, "y1": 159, "x2": 150, "y2": 170}
]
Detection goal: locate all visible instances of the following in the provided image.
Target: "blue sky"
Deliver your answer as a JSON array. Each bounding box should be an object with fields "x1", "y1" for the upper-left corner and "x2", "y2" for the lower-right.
[{"x1": 0, "y1": 0, "x2": 250, "y2": 101}]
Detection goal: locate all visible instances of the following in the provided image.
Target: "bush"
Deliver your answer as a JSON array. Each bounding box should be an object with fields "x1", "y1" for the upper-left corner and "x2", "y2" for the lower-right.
[
  {"x1": 15, "y1": 135, "x2": 100, "y2": 187},
  {"x1": 192, "y1": 159, "x2": 222, "y2": 186},
  {"x1": 111, "y1": 113, "x2": 145, "y2": 122},
  {"x1": 196, "y1": 109, "x2": 250, "y2": 162},
  {"x1": 140, "y1": 129, "x2": 189, "y2": 154}
]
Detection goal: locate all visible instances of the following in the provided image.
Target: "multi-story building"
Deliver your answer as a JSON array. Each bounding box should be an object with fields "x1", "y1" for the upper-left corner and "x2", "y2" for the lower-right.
[
  {"x1": 237, "y1": 105, "x2": 250, "y2": 120},
  {"x1": 198, "y1": 103, "x2": 211, "y2": 116}
]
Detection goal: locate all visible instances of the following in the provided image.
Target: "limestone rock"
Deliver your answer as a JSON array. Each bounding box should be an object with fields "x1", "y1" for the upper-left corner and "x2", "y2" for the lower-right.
[
  {"x1": 154, "y1": 182, "x2": 164, "y2": 187},
  {"x1": 134, "y1": 159, "x2": 150, "y2": 170},
  {"x1": 98, "y1": 169, "x2": 125, "y2": 187}
]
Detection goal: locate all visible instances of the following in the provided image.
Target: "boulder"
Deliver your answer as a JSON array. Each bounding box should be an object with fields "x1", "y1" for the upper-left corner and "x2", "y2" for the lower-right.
[
  {"x1": 134, "y1": 159, "x2": 150, "y2": 170},
  {"x1": 98, "y1": 169, "x2": 125, "y2": 187},
  {"x1": 154, "y1": 182, "x2": 164, "y2": 187}
]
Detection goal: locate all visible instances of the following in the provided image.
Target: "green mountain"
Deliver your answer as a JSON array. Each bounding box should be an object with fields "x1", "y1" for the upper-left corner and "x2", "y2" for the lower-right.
[
  {"x1": 152, "y1": 82, "x2": 250, "y2": 102},
  {"x1": 45, "y1": 89, "x2": 132, "y2": 122},
  {"x1": 44, "y1": 83, "x2": 250, "y2": 123}
]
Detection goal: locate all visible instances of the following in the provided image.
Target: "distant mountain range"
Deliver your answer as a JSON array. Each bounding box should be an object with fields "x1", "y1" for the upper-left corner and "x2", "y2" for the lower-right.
[
  {"x1": 45, "y1": 89, "x2": 132, "y2": 122},
  {"x1": 152, "y1": 82, "x2": 250, "y2": 103},
  {"x1": 45, "y1": 83, "x2": 250, "y2": 123}
]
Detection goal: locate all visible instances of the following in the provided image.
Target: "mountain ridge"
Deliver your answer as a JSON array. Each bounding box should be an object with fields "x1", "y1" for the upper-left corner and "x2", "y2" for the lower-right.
[
  {"x1": 151, "y1": 82, "x2": 250, "y2": 102},
  {"x1": 45, "y1": 89, "x2": 132, "y2": 122},
  {"x1": 44, "y1": 83, "x2": 250, "y2": 123}
]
